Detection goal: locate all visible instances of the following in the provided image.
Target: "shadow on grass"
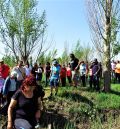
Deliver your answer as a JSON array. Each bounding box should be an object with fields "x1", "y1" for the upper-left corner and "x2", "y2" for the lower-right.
[
  {"x1": 77, "y1": 86, "x2": 98, "y2": 93},
  {"x1": 60, "y1": 91, "x2": 94, "y2": 107},
  {"x1": 40, "y1": 110, "x2": 78, "y2": 129},
  {"x1": 110, "y1": 90, "x2": 120, "y2": 96}
]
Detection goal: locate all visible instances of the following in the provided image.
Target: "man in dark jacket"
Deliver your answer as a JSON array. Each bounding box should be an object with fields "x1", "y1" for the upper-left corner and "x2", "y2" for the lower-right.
[
  {"x1": 90, "y1": 58, "x2": 100, "y2": 91},
  {"x1": 69, "y1": 53, "x2": 79, "y2": 87}
]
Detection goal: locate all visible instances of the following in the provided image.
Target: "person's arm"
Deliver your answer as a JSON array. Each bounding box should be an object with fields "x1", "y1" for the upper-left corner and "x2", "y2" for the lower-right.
[
  {"x1": 75, "y1": 60, "x2": 81, "y2": 70},
  {"x1": 35, "y1": 97, "x2": 41, "y2": 120},
  {"x1": 95, "y1": 65, "x2": 100, "y2": 75},
  {"x1": 7, "y1": 99, "x2": 17, "y2": 129}
]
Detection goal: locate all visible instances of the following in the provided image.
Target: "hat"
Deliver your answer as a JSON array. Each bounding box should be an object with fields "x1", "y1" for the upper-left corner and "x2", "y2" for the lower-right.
[
  {"x1": 53, "y1": 60, "x2": 58, "y2": 65},
  {"x1": 0, "y1": 59, "x2": 3, "y2": 62},
  {"x1": 11, "y1": 71, "x2": 17, "y2": 77}
]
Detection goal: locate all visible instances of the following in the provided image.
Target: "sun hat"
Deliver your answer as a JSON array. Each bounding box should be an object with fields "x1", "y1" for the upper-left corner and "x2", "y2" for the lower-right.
[{"x1": 11, "y1": 71, "x2": 17, "y2": 77}]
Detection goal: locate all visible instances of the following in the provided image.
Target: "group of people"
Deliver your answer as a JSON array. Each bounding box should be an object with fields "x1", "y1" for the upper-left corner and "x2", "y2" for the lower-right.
[
  {"x1": 0, "y1": 53, "x2": 119, "y2": 129},
  {"x1": 0, "y1": 60, "x2": 44, "y2": 129}
]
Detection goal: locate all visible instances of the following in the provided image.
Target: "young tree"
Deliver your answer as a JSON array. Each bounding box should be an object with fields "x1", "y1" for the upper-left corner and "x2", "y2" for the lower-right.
[
  {"x1": 72, "y1": 40, "x2": 84, "y2": 60},
  {"x1": 82, "y1": 43, "x2": 93, "y2": 62},
  {"x1": 86, "y1": 0, "x2": 120, "y2": 92},
  {"x1": 0, "y1": 0, "x2": 47, "y2": 63},
  {"x1": 61, "y1": 42, "x2": 69, "y2": 65}
]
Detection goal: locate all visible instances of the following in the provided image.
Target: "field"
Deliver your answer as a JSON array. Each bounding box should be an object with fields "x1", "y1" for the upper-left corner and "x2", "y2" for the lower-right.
[
  {"x1": 0, "y1": 84, "x2": 120, "y2": 129},
  {"x1": 40, "y1": 83, "x2": 120, "y2": 129}
]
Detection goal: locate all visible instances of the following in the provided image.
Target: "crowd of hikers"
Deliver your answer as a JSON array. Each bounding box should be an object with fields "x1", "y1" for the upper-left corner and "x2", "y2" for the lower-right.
[{"x1": 0, "y1": 53, "x2": 120, "y2": 129}]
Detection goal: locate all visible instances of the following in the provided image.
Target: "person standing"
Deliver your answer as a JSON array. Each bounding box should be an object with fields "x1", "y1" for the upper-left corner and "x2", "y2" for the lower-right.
[
  {"x1": 1, "y1": 71, "x2": 17, "y2": 114},
  {"x1": 60, "y1": 64, "x2": 67, "y2": 86},
  {"x1": 115, "y1": 61, "x2": 120, "y2": 83},
  {"x1": 36, "y1": 63, "x2": 44, "y2": 83},
  {"x1": 44, "y1": 62, "x2": 51, "y2": 86},
  {"x1": 31, "y1": 62, "x2": 38, "y2": 78},
  {"x1": 90, "y1": 59, "x2": 100, "y2": 91},
  {"x1": 69, "y1": 53, "x2": 79, "y2": 87},
  {"x1": 13, "y1": 60, "x2": 26, "y2": 90},
  {"x1": 24, "y1": 61, "x2": 32, "y2": 77},
  {"x1": 49, "y1": 60, "x2": 60, "y2": 96},
  {"x1": 79, "y1": 61, "x2": 87, "y2": 87},
  {"x1": 0, "y1": 59, "x2": 10, "y2": 107},
  {"x1": 66, "y1": 63, "x2": 72, "y2": 85},
  {"x1": 111, "y1": 60, "x2": 116, "y2": 83},
  {"x1": 0, "y1": 59, "x2": 10, "y2": 80}
]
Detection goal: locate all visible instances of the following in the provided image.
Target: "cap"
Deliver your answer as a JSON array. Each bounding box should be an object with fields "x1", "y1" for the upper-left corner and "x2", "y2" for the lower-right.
[{"x1": 53, "y1": 60, "x2": 58, "y2": 65}]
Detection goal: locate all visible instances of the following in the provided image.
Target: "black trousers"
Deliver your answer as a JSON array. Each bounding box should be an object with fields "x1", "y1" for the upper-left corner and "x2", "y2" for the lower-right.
[
  {"x1": 67, "y1": 76, "x2": 72, "y2": 84},
  {"x1": 80, "y1": 75, "x2": 86, "y2": 87},
  {"x1": 89, "y1": 75, "x2": 100, "y2": 91},
  {"x1": 61, "y1": 77, "x2": 66, "y2": 86}
]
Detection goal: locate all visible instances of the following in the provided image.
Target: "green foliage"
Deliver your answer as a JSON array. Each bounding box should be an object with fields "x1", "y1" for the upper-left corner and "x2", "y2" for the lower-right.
[
  {"x1": 111, "y1": 16, "x2": 120, "y2": 57},
  {"x1": 37, "y1": 49, "x2": 58, "y2": 64},
  {"x1": 2, "y1": 55, "x2": 16, "y2": 67},
  {"x1": 73, "y1": 40, "x2": 84, "y2": 59},
  {"x1": 61, "y1": 42, "x2": 69, "y2": 65},
  {"x1": 45, "y1": 49, "x2": 57, "y2": 62},
  {"x1": 37, "y1": 53, "x2": 45, "y2": 64},
  {"x1": 0, "y1": 0, "x2": 47, "y2": 62},
  {"x1": 71, "y1": 40, "x2": 92, "y2": 61}
]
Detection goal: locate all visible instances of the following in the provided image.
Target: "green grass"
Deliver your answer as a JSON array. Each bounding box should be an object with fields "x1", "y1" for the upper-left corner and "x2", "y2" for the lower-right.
[
  {"x1": 43, "y1": 84, "x2": 120, "y2": 129},
  {"x1": 55, "y1": 84, "x2": 120, "y2": 110}
]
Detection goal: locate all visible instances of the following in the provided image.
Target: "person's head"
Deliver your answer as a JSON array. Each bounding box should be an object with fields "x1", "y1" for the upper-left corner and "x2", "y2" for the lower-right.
[
  {"x1": 67, "y1": 63, "x2": 71, "y2": 67},
  {"x1": 52, "y1": 60, "x2": 58, "y2": 66},
  {"x1": 18, "y1": 60, "x2": 23, "y2": 67},
  {"x1": 93, "y1": 58, "x2": 98, "y2": 65},
  {"x1": 117, "y1": 60, "x2": 120, "y2": 64},
  {"x1": 70, "y1": 53, "x2": 75, "y2": 59},
  {"x1": 39, "y1": 63, "x2": 41, "y2": 66},
  {"x1": 46, "y1": 62, "x2": 50, "y2": 66},
  {"x1": 81, "y1": 61, "x2": 84, "y2": 64},
  {"x1": 21, "y1": 75, "x2": 37, "y2": 92},
  {"x1": 62, "y1": 64, "x2": 66, "y2": 68},
  {"x1": 34, "y1": 62, "x2": 38, "y2": 68},
  {"x1": 25, "y1": 61, "x2": 29, "y2": 67},
  {"x1": 0, "y1": 59, "x2": 4, "y2": 66},
  {"x1": 10, "y1": 71, "x2": 17, "y2": 79}
]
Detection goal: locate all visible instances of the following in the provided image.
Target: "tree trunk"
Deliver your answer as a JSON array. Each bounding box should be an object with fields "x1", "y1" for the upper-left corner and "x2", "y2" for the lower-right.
[
  {"x1": 103, "y1": 44, "x2": 111, "y2": 92},
  {"x1": 103, "y1": 0, "x2": 112, "y2": 92}
]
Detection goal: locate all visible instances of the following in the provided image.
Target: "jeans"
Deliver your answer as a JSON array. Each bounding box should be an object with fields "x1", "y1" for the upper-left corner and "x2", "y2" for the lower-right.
[{"x1": 14, "y1": 118, "x2": 34, "y2": 129}]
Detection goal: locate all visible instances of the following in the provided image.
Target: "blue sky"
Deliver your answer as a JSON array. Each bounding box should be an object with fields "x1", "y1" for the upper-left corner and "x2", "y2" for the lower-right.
[
  {"x1": 38, "y1": 0, "x2": 91, "y2": 56},
  {"x1": 0, "y1": 0, "x2": 91, "y2": 58}
]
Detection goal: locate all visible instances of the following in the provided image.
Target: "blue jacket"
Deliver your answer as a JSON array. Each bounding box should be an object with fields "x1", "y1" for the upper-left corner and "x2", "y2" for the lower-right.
[{"x1": 2, "y1": 76, "x2": 11, "y2": 95}]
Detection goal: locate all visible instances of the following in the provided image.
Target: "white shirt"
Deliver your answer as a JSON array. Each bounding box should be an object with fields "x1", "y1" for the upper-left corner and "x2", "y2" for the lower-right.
[{"x1": 13, "y1": 66, "x2": 25, "y2": 81}]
